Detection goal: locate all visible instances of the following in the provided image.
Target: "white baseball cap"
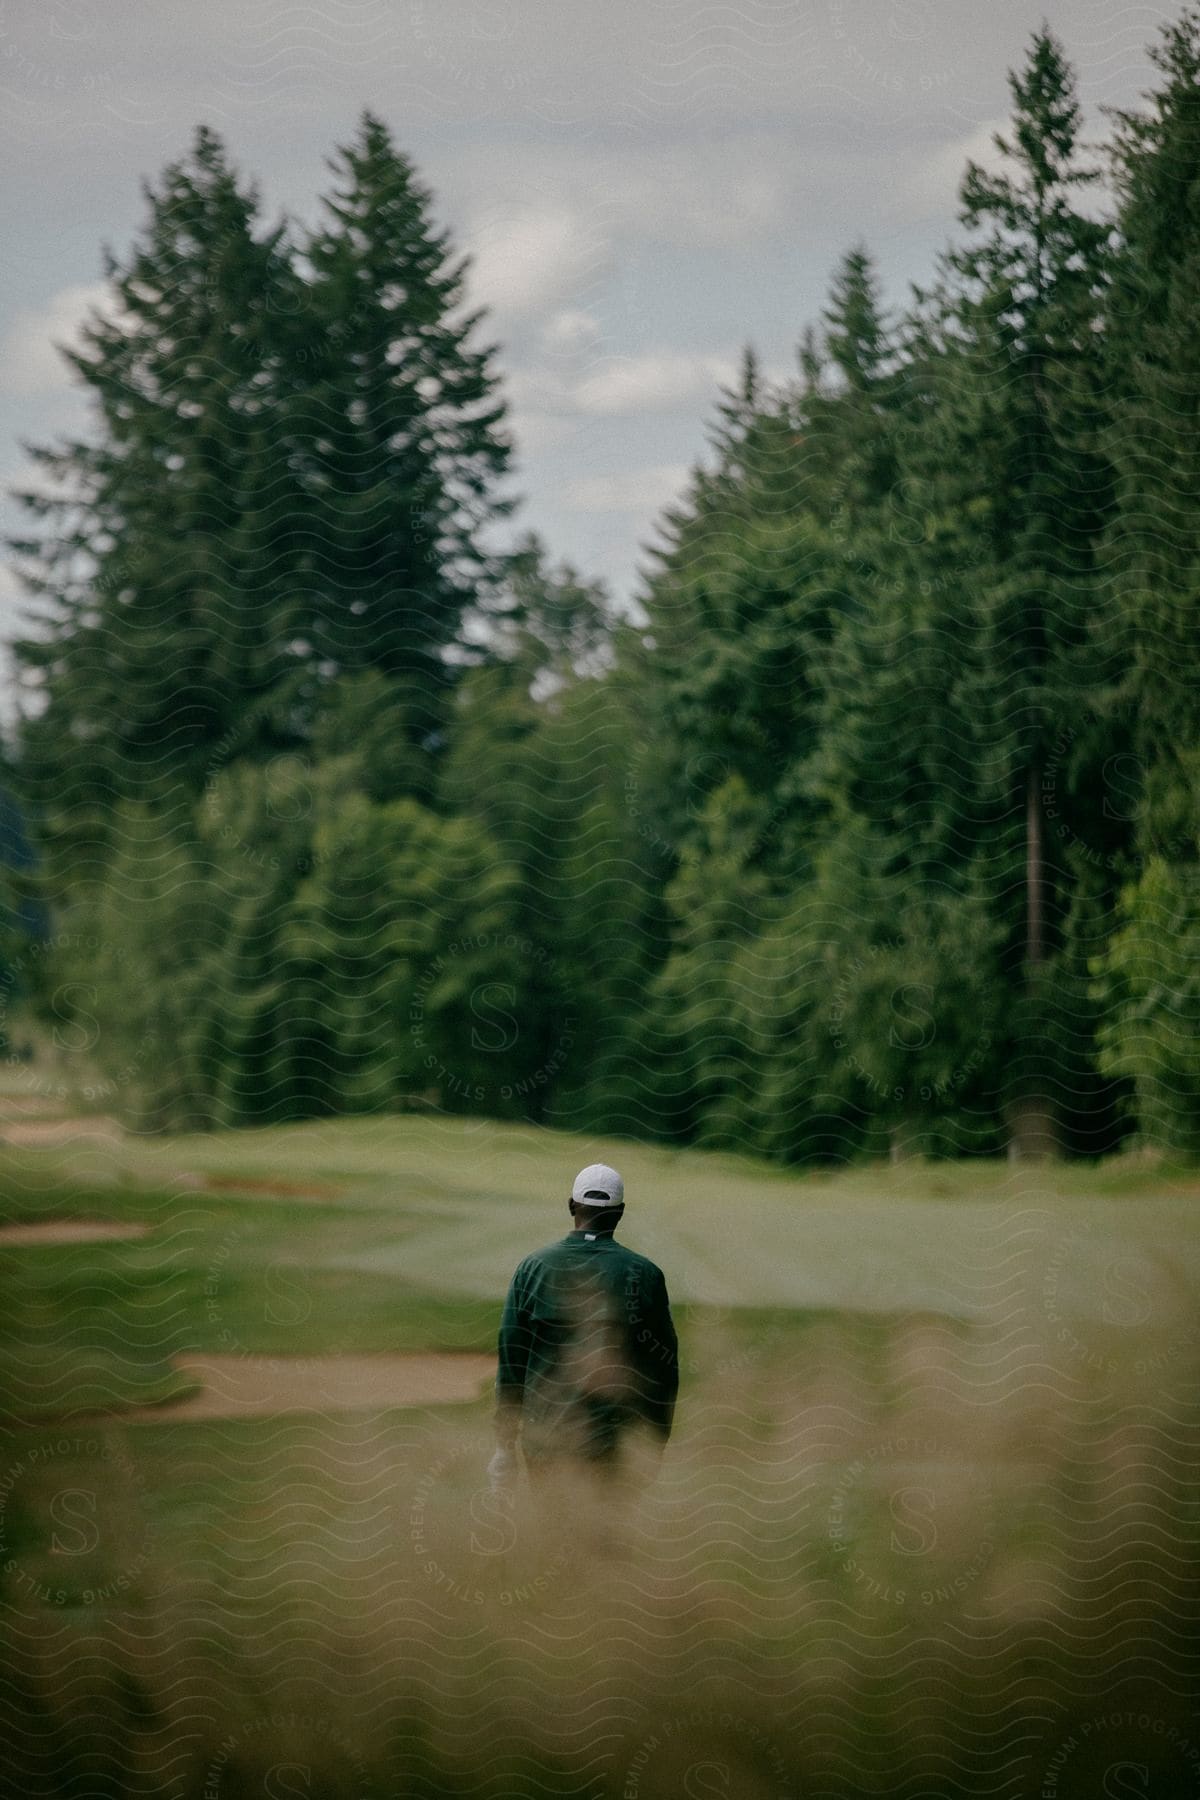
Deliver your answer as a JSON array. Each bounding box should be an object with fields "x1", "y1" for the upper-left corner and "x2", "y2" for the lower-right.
[{"x1": 571, "y1": 1163, "x2": 625, "y2": 1207}]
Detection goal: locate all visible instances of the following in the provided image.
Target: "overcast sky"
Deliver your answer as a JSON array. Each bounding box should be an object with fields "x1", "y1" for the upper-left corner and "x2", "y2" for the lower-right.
[{"x1": 0, "y1": 0, "x2": 1172, "y2": 646}]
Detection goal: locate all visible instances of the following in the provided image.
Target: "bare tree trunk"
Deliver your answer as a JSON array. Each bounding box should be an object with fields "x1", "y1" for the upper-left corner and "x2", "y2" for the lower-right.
[
  {"x1": 1009, "y1": 761, "x2": 1060, "y2": 1160},
  {"x1": 1026, "y1": 761, "x2": 1044, "y2": 967},
  {"x1": 1005, "y1": 1095, "x2": 1060, "y2": 1162},
  {"x1": 889, "y1": 1121, "x2": 919, "y2": 1165}
]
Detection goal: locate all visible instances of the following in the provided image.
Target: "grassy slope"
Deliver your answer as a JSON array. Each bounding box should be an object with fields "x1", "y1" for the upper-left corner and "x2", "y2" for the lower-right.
[
  {"x1": 2, "y1": 1116, "x2": 1198, "y2": 1795},
  {"x1": 1, "y1": 1112, "x2": 1197, "y2": 1424}
]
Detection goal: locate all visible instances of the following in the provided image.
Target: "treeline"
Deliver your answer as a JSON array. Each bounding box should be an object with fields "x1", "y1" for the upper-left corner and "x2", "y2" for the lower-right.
[{"x1": 5, "y1": 18, "x2": 1200, "y2": 1159}]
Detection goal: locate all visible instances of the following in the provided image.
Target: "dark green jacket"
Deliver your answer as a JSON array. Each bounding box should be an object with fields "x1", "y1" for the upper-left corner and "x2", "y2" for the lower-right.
[{"x1": 495, "y1": 1231, "x2": 679, "y2": 1462}]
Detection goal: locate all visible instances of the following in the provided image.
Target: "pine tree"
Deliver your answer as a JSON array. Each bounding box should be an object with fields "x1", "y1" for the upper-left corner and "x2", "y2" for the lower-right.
[
  {"x1": 622, "y1": 252, "x2": 907, "y2": 1153},
  {"x1": 1099, "y1": 9, "x2": 1200, "y2": 835},
  {"x1": 925, "y1": 27, "x2": 1118, "y2": 1152},
  {"x1": 627, "y1": 317, "x2": 863, "y2": 874},
  {"x1": 472, "y1": 530, "x2": 614, "y2": 688},
  {"x1": 1089, "y1": 12, "x2": 1200, "y2": 1151},
  {"x1": 294, "y1": 111, "x2": 516, "y2": 741},
  {"x1": 7, "y1": 116, "x2": 518, "y2": 883},
  {"x1": 8, "y1": 128, "x2": 300, "y2": 882}
]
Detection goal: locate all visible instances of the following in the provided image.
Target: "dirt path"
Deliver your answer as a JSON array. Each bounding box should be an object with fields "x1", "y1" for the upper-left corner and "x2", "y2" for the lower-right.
[
  {"x1": 0, "y1": 1116, "x2": 124, "y2": 1147},
  {"x1": 169, "y1": 1172, "x2": 350, "y2": 1204},
  {"x1": 92, "y1": 1352, "x2": 498, "y2": 1425},
  {"x1": 0, "y1": 1218, "x2": 150, "y2": 1246},
  {"x1": 0, "y1": 1096, "x2": 69, "y2": 1119}
]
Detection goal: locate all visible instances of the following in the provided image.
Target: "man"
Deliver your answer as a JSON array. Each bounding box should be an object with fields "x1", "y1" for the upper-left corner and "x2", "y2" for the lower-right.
[{"x1": 488, "y1": 1163, "x2": 679, "y2": 1496}]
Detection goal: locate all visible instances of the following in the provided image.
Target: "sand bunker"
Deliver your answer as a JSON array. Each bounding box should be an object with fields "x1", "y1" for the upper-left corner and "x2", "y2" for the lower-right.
[
  {"x1": 1, "y1": 1116, "x2": 124, "y2": 1147},
  {"x1": 203, "y1": 1174, "x2": 347, "y2": 1200},
  {"x1": 0, "y1": 1218, "x2": 150, "y2": 1247},
  {"x1": 110, "y1": 1352, "x2": 498, "y2": 1424},
  {"x1": 0, "y1": 1096, "x2": 68, "y2": 1119},
  {"x1": 168, "y1": 1172, "x2": 349, "y2": 1204}
]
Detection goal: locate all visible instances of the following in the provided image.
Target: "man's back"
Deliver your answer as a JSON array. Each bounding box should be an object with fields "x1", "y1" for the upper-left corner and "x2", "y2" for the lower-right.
[{"x1": 496, "y1": 1229, "x2": 679, "y2": 1465}]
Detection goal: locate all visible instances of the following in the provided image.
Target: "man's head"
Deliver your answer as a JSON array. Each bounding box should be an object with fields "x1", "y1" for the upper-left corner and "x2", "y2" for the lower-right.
[{"x1": 568, "y1": 1162, "x2": 625, "y2": 1235}]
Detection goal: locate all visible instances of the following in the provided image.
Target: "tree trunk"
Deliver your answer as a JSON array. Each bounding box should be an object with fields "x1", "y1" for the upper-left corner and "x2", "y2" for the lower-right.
[
  {"x1": 1005, "y1": 1095, "x2": 1060, "y2": 1162},
  {"x1": 1026, "y1": 761, "x2": 1043, "y2": 967},
  {"x1": 1009, "y1": 761, "x2": 1060, "y2": 1159},
  {"x1": 889, "y1": 1120, "x2": 919, "y2": 1165}
]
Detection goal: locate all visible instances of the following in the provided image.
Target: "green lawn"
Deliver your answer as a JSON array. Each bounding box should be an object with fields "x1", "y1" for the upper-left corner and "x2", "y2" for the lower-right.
[
  {"x1": 3, "y1": 1114, "x2": 1197, "y2": 1411},
  {"x1": 1, "y1": 1115, "x2": 1197, "y2": 1796}
]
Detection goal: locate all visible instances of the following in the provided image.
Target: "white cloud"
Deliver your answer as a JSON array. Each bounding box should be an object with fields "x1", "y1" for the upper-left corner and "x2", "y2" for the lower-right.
[
  {"x1": 597, "y1": 140, "x2": 790, "y2": 249},
  {"x1": 903, "y1": 119, "x2": 1010, "y2": 217},
  {"x1": 541, "y1": 308, "x2": 602, "y2": 353},
  {"x1": 506, "y1": 346, "x2": 752, "y2": 438},
  {"x1": 503, "y1": 347, "x2": 737, "y2": 424},
  {"x1": 0, "y1": 281, "x2": 111, "y2": 396},
  {"x1": 443, "y1": 135, "x2": 792, "y2": 274},
  {"x1": 563, "y1": 463, "x2": 690, "y2": 514},
  {"x1": 902, "y1": 114, "x2": 1119, "y2": 224},
  {"x1": 505, "y1": 362, "x2": 574, "y2": 414},
  {"x1": 464, "y1": 203, "x2": 610, "y2": 319},
  {"x1": 509, "y1": 410, "x2": 578, "y2": 454},
  {"x1": 573, "y1": 351, "x2": 737, "y2": 417}
]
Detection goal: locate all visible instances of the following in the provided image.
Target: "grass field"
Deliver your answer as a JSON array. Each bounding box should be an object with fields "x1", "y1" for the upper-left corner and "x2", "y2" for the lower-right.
[{"x1": 2, "y1": 1089, "x2": 1199, "y2": 1797}]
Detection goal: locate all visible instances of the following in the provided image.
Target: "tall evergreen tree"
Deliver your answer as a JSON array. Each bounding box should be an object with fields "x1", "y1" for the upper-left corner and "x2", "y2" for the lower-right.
[
  {"x1": 1089, "y1": 11, "x2": 1200, "y2": 1149},
  {"x1": 920, "y1": 28, "x2": 1118, "y2": 1151},
  {"x1": 10, "y1": 23, "x2": 1199, "y2": 1162},
  {"x1": 8, "y1": 128, "x2": 299, "y2": 881},
  {"x1": 626, "y1": 309, "x2": 875, "y2": 877},
  {"x1": 620, "y1": 250, "x2": 909, "y2": 1148},
  {"x1": 1098, "y1": 9, "x2": 1200, "y2": 836},
  {"x1": 294, "y1": 111, "x2": 516, "y2": 741},
  {"x1": 470, "y1": 530, "x2": 614, "y2": 688}
]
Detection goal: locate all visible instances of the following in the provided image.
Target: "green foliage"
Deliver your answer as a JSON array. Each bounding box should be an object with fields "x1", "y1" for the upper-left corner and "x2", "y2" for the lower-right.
[
  {"x1": 1099, "y1": 9, "x2": 1200, "y2": 801},
  {"x1": 10, "y1": 128, "x2": 300, "y2": 879},
  {"x1": 289, "y1": 112, "x2": 514, "y2": 719},
  {"x1": 7, "y1": 18, "x2": 1200, "y2": 1160},
  {"x1": 473, "y1": 530, "x2": 615, "y2": 687},
  {"x1": 103, "y1": 772, "x2": 532, "y2": 1127},
  {"x1": 806, "y1": 828, "x2": 1008, "y2": 1137},
  {"x1": 1093, "y1": 857, "x2": 1200, "y2": 1153},
  {"x1": 9, "y1": 114, "x2": 513, "y2": 883}
]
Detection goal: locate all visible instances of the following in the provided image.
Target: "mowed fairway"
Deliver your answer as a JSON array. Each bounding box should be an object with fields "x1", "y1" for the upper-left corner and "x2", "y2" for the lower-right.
[
  {"x1": 2, "y1": 1102, "x2": 1199, "y2": 1797},
  {"x1": 19, "y1": 1101, "x2": 1200, "y2": 1318}
]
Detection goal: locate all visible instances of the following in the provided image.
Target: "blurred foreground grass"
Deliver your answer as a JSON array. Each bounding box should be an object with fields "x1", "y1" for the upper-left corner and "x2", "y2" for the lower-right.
[{"x1": 1, "y1": 1114, "x2": 1198, "y2": 1796}]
